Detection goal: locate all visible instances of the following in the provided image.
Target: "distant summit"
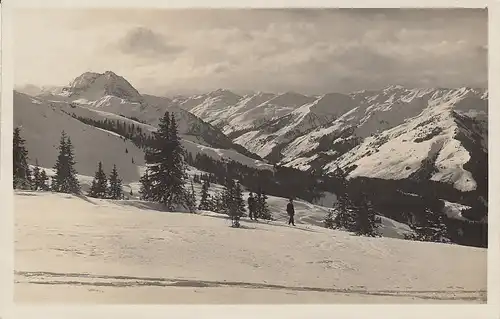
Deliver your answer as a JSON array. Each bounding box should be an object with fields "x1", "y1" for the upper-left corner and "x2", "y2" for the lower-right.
[{"x1": 61, "y1": 71, "x2": 143, "y2": 103}]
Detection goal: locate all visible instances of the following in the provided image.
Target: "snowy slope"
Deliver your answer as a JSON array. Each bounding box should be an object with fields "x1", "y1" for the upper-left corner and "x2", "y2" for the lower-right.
[
  {"x1": 15, "y1": 90, "x2": 272, "y2": 175},
  {"x1": 14, "y1": 91, "x2": 145, "y2": 182},
  {"x1": 15, "y1": 191, "x2": 486, "y2": 303}
]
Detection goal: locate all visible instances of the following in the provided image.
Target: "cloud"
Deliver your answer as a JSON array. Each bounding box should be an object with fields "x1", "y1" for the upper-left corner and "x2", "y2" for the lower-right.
[
  {"x1": 15, "y1": 8, "x2": 487, "y2": 95},
  {"x1": 115, "y1": 27, "x2": 183, "y2": 57}
]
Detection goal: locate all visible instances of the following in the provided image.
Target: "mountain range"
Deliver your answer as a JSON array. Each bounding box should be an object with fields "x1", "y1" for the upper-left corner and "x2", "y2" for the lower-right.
[{"x1": 14, "y1": 71, "x2": 488, "y2": 226}]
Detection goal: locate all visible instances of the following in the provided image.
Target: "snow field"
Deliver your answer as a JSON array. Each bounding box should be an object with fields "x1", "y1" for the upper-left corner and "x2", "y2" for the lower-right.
[{"x1": 15, "y1": 191, "x2": 487, "y2": 303}]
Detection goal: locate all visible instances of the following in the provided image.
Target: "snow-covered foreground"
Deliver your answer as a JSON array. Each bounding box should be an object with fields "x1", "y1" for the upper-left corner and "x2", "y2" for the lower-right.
[{"x1": 15, "y1": 191, "x2": 487, "y2": 304}]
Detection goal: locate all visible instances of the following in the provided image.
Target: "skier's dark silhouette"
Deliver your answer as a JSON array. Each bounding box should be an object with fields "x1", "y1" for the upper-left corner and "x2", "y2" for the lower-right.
[
  {"x1": 287, "y1": 198, "x2": 296, "y2": 226},
  {"x1": 248, "y1": 193, "x2": 256, "y2": 220}
]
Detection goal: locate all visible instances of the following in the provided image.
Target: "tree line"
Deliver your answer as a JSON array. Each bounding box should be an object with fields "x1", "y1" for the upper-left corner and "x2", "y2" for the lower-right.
[{"x1": 70, "y1": 115, "x2": 154, "y2": 150}]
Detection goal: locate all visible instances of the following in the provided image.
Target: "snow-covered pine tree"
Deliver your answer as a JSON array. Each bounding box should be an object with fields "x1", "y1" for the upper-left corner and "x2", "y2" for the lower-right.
[
  {"x1": 13, "y1": 127, "x2": 31, "y2": 190},
  {"x1": 198, "y1": 179, "x2": 211, "y2": 210},
  {"x1": 139, "y1": 169, "x2": 153, "y2": 201},
  {"x1": 258, "y1": 191, "x2": 272, "y2": 220},
  {"x1": 254, "y1": 189, "x2": 262, "y2": 219},
  {"x1": 88, "y1": 161, "x2": 108, "y2": 198},
  {"x1": 185, "y1": 180, "x2": 197, "y2": 213},
  {"x1": 328, "y1": 167, "x2": 358, "y2": 232},
  {"x1": 39, "y1": 170, "x2": 50, "y2": 191},
  {"x1": 32, "y1": 159, "x2": 42, "y2": 191},
  {"x1": 221, "y1": 177, "x2": 234, "y2": 217},
  {"x1": 108, "y1": 164, "x2": 123, "y2": 200},
  {"x1": 210, "y1": 191, "x2": 222, "y2": 213},
  {"x1": 354, "y1": 196, "x2": 380, "y2": 237},
  {"x1": 331, "y1": 184, "x2": 357, "y2": 232},
  {"x1": 406, "y1": 209, "x2": 451, "y2": 243},
  {"x1": 168, "y1": 113, "x2": 189, "y2": 207},
  {"x1": 231, "y1": 181, "x2": 246, "y2": 226},
  {"x1": 145, "y1": 112, "x2": 188, "y2": 210},
  {"x1": 323, "y1": 209, "x2": 335, "y2": 229},
  {"x1": 52, "y1": 131, "x2": 81, "y2": 194}
]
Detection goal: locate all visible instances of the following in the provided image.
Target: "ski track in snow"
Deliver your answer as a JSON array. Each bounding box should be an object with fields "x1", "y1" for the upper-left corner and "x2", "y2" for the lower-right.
[{"x1": 15, "y1": 191, "x2": 486, "y2": 304}]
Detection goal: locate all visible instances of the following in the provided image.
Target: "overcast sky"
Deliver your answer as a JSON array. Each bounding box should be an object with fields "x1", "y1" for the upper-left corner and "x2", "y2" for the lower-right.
[{"x1": 15, "y1": 8, "x2": 487, "y2": 96}]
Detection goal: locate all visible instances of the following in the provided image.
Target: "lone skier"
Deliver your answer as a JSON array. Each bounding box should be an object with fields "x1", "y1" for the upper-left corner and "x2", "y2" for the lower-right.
[
  {"x1": 287, "y1": 198, "x2": 296, "y2": 226},
  {"x1": 248, "y1": 193, "x2": 256, "y2": 220}
]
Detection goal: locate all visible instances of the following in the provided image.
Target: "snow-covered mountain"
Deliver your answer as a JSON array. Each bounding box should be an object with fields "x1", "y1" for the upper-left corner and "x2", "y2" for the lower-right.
[
  {"x1": 180, "y1": 85, "x2": 487, "y2": 196},
  {"x1": 176, "y1": 90, "x2": 316, "y2": 136},
  {"x1": 278, "y1": 87, "x2": 487, "y2": 193},
  {"x1": 16, "y1": 71, "x2": 269, "y2": 175}
]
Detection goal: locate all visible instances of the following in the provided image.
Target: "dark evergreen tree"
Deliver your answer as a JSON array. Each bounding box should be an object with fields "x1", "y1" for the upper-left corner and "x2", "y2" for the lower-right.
[
  {"x1": 231, "y1": 181, "x2": 246, "y2": 225},
  {"x1": 13, "y1": 127, "x2": 31, "y2": 189},
  {"x1": 107, "y1": 164, "x2": 123, "y2": 200},
  {"x1": 39, "y1": 170, "x2": 50, "y2": 191},
  {"x1": 198, "y1": 179, "x2": 211, "y2": 210},
  {"x1": 52, "y1": 131, "x2": 80, "y2": 194},
  {"x1": 405, "y1": 209, "x2": 451, "y2": 243},
  {"x1": 324, "y1": 209, "x2": 335, "y2": 229},
  {"x1": 254, "y1": 190, "x2": 262, "y2": 219},
  {"x1": 88, "y1": 161, "x2": 108, "y2": 198},
  {"x1": 330, "y1": 171, "x2": 357, "y2": 232},
  {"x1": 354, "y1": 194, "x2": 380, "y2": 237},
  {"x1": 221, "y1": 177, "x2": 234, "y2": 217},
  {"x1": 185, "y1": 180, "x2": 197, "y2": 213},
  {"x1": 129, "y1": 189, "x2": 133, "y2": 196},
  {"x1": 32, "y1": 159, "x2": 42, "y2": 190},
  {"x1": 139, "y1": 169, "x2": 153, "y2": 201},
  {"x1": 145, "y1": 112, "x2": 188, "y2": 210},
  {"x1": 257, "y1": 190, "x2": 272, "y2": 220},
  {"x1": 210, "y1": 191, "x2": 224, "y2": 213}
]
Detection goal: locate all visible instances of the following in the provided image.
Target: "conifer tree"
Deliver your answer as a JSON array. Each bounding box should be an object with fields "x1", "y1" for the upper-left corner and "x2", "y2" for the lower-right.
[
  {"x1": 254, "y1": 189, "x2": 262, "y2": 219},
  {"x1": 222, "y1": 177, "x2": 234, "y2": 216},
  {"x1": 406, "y1": 209, "x2": 450, "y2": 243},
  {"x1": 52, "y1": 131, "x2": 80, "y2": 194},
  {"x1": 354, "y1": 194, "x2": 380, "y2": 237},
  {"x1": 210, "y1": 191, "x2": 224, "y2": 213},
  {"x1": 258, "y1": 190, "x2": 272, "y2": 220},
  {"x1": 88, "y1": 161, "x2": 108, "y2": 198},
  {"x1": 331, "y1": 177, "x2": 357, "y2": 232},
  {"x1": 324, "y1": 209, "x2": 335, "y2": 229},
  {"x1": 39, "y1": 170, "x2": 50, "y2": 191},
  {"x1": 185, "y1": 180, "x2": 197, "y2": 213},
  {"x1": 198, "y1": 179, "x2": 211, "y2": 210},
  {"x1": 108, "y1": 164, "x2": 123, "y2": 200},
  {"x1": 13, "y1": 127, "x2": 31, "y2": 189},
  {"x1": 32, "y1": 159, "x2": 42, "y2": 190},
  {"x1": 231, "y1": 181, "x2": 246, "y2": 224},
  {"x1": 145, "y1": 112, "x2": 188, "y2": 210},
  {"x1": 139, "y1": 169, "x2": 153, "y2": 201}
]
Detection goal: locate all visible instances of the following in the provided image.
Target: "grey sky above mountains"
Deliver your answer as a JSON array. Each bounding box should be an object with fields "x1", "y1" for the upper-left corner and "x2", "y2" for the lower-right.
[{"x1": 15, "y1": 8, "x2": 487, "y2": 96}]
